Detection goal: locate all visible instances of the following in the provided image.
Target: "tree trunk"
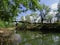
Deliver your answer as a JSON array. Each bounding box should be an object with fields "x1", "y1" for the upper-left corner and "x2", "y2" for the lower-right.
[
  {"x1": 50, "y1": 19, "x2": 51, "y2": 23},
  {"x1": 41, "y1": 17, "x2": 43, "y2": 23}
]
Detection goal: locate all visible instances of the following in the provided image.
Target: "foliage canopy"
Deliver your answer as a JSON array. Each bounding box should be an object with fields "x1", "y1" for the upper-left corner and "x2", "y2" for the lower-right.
[{"x1": 0, "y1": 0, "x2": 42, "y2": 21}]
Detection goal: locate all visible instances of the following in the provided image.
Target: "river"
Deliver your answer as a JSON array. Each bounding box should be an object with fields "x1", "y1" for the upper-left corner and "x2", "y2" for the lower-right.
[{"x1": 17, "y1": 31, "x2": 60, "y2": 45}]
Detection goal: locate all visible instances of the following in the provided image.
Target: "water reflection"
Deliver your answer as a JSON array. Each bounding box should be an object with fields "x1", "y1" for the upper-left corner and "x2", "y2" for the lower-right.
[
  {"x1": 42, "y1": 34, "x2": 60, "y2": 45},
  {"x1": 52, "y1": 35, "x2": 59, "y2": 42},
  {"x1": 19, "y1": 31, "x2": 60, "y2": 45}
]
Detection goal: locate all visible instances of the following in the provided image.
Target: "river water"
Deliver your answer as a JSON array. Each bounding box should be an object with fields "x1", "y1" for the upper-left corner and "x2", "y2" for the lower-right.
[{"x1": 18, "y1": 31, "x2": 60, "y2": 45}]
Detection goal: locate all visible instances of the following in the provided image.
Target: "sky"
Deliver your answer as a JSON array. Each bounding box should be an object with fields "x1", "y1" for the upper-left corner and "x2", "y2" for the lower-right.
[
  {"x1": 40, "y1": 0, "x2": 59, "y2": 6},
  {"x1": 40, "y1": 0, "x2": 59, "y2": 10},
  {"x1": 16, "y1": 0, "x2": 59, "y2": 21}
]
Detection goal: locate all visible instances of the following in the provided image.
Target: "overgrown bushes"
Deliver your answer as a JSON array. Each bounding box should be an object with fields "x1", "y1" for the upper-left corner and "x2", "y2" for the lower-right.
[
  {"x1": 0, "y1": 20, "x2": 6, "y2": 28},
  {"x1": 0, "y1": 20, "x2": 14, "y2": 28},
  {"x1": 16, "y1": 23, "x2": 60, "y2": 33}
]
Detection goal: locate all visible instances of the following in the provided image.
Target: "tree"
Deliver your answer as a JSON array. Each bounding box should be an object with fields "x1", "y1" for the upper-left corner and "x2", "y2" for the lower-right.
[
  {"x1": 0, "y1": 0, "x2": 21, "y2": 21},
  {"x1": 0, "y1": 0, "x2": 51, "y2": 24},
  {"x1": 45, "y1": 14, "x2": 53, "y2": 23},
  {"x1": 21, "y1": 12, "x2": 40, "y2": 23},
  {"x1": 25, "y1": 15, "x2": 31, "y2": 22},
  {"x1": 39, "y1": 4, "x2": 50, "y2": 23},
  {"x1": 56, "y1": 0, "x2": 60, "y2": 22},
  {"x1": 21, "y1": 16, "x2": 26, "y2": 21},
  {"x1": 30, "y1": 12, "x2": 40, "y2": 23},
  {"x1": 0, "y1": 0, "x2": 42, "y2": 22},
  {"x1": 58, "y1": 0, "x2": 60, "y2": 13},
  {"x1": 22, "y1": 1, "x2": 50, "y2": 23}
]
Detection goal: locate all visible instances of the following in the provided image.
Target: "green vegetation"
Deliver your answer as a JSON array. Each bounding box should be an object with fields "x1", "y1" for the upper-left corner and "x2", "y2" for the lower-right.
[{"x1": 0, "y1": 0, "x2": 60, "y2": 45}]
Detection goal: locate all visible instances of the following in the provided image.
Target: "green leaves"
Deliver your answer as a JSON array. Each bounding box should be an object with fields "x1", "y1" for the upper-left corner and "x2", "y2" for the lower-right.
[
  {"x1": 21, "y1": 0, "x2": 42, "y2": 11},
  {"x1": 0, "y1": 0, "x2": 48, "y2": 22},
  {"x1": 25, "y1": 15, "x2": 31, "y2": 22},
  {"x1": 32, "y1": 0, "x2": 42, "y2": 10},
  {"x1": 3, "y1": 0, "x2": 8, "y2": 10},
  {"x1": 58, "y1": 1, "x2": 60, "y2": 13},
  {"x1": 0, "y1": 0, "x2": 20, "y2": 21}
]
